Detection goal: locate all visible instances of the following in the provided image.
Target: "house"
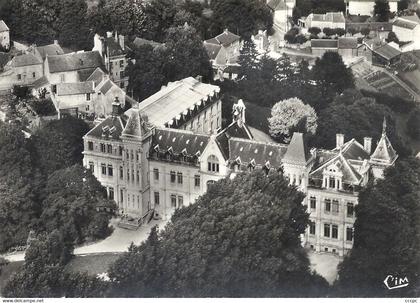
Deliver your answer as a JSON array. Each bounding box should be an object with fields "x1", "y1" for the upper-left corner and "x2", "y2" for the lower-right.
[
  {"x1": 267, "y1": 0, "x2": 290, "y2": 30},
  {"x1": 338, "y1": 37, "x2": 359, "y2": 59},
  {"x1": 52, "y1": 81, "x2": 95, "y2": 118},
  {"x1": 94, "y1": 77, "x2": 126, "y2": 117},
  {"x1": 362, "y1": 39, "x2": 402, "y2": 66},
  {"x1": 92, "y1": 32, "x2": 129, "y2": 89},
  {"x1": 83, "y1": 92, "x2": 398, "y2": 256},
  {"x1": 3, "y1": 52, "x2": 43, "y2": 85},
  {"x1": 393, "y1": 14, "x2": 420, "y2": 50},
  {"x1": 311, "y1": 39, "x2": 339, "y2": 57},
  {"x1": 203, "y1": 29, "x2": 241, "y2": 80},
  {"x1": 45, "y1": 51, "x2": 104, "y2": 85},
  {"x1": 251, "y1": 30, "x2": 270, "y2": 52},
  {"x1": 344, "y1": 0, "x2": 399, "y2": 16},
  {"x1": 299, "y1": 12, "x2": 346, "y2": 32},
  {"x1": 0, "y1": 20, "x2": 10, "y2": 50}
]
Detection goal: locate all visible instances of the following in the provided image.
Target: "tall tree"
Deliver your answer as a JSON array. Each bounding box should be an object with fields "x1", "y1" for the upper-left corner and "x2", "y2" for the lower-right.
[
  {"x1": 238, "y1": 39, "x2": 260, "y2": 79},
  {"x1": 108, "y1": 170, "x2": 329, "y2": 297},
  {"x1": 374, "y1": 0, "x2": 391, "y2": 22},
  {"x1": 334, "y1": 158, "x2": 420, "y2": 297}
]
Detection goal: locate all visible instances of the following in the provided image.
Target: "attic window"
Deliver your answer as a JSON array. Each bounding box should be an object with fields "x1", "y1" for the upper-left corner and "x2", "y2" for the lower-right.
[
  {"x1": 195, "y1": 150, "x2": 201, "y2": 157},
  {"x1": 167, "y1": 146, "x2": 173, "y2": 154},
  {"x1": 235, "y1": 157, "x2": 241, "y2": 164},
  {"x1": 172, "y1": 137, "x2": 177, "y2": 142},
  {"x1": 200, "y1": 141, "x2": 203, "y2": 146},
  {"x1": 154, "y1": 144, "x2": 159, "y2": 152},
  {"x1": 239, "y1": 146, "x2": 244, "y2": 152},
  {"x1": 102, "y1": 125, "x2": 109, "y2": 132},
  {"x1": 269, "y1": 151, "x2": 273, "y2": 156},
  {"x1": 158, "y1": 135, "x2": 162, "y2": 140},
  {"x1": 181, "y1": 148, "x2": 187, "y2": 155},
  {"x1": 265, "y1": 161, "x2": 271, "y2": 169},
  {"x1": 109, "y1": 126, "x2": 116, "y2": 134},
  {"x1": 254, "y1": 149, "x2": 258, "y2": 154},
  {"x1": 186, "y1": 139, "x2": 190, "y2": 144}
]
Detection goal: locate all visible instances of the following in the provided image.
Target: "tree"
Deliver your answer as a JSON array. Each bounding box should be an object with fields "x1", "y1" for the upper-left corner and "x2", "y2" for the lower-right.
[
  {"x1": 386, "y1": 31, "x2": 400, "y2": 44},
  {"x1": 284, "y1": 27, "x2": 300, "y2": 44},
  {"x1": 268, "y1": 97, "x2": 317, "y2": 142},
  {"x1": 322, "y1": 27, "x2": 334, "y2": 37},
  {"x1": 238, "y1": 39, "x2": 259, "y2": 79},
  {"x1": 0, "y1": 122, "x2": 41, "y2": 252},
  {"x1": 374, "y1": 0, "x2": 391, "y2": 21},
  {"x1": 406, "y1": 107, "x2": 420, "y2": 139},
  {"x1": 39, "y1": 165, "x2": 115, "y2": 244},
  {"x1": 210, "y1": 0, "x2": 273, "y2": 39},
  {"x1": 108, "y1": 170, "x2": 329, "y2": 297},
  {"x1": 32, "y1": 116, "x2": 89, "y2": 175},
  {"x1": 334, "y1": 158, "x2": 420, "y2": 297},
  {"x1": 312, "y1": 52, "x2": 355, "y2": 104},
  {"x1": 103, "y1": 0, "x2": 144, "y2": 36},
  {"x1": 308, "y1": 27, "x2": 321, "y2": 36},
  {"x1": 335, "y1": 28, "x2": 346, "y2": 37},
  {"x1": 347, "y1": 27, "x2": 358, "y2": 36},
  {"x1": 361, "y1": 27, "x2": 371, "y2": 37},
  {"x1": 296, "y1": 34, "x2": 308, "y2": 44}
]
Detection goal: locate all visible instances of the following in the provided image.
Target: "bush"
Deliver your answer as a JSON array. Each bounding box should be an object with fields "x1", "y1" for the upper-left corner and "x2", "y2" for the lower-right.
[
  {"x1": 308, "y1": 27, "x2": 321, "y2": 36},
  {"x1": 284, "y1": 27, "x2": 300, "y2": 44},
  {"x1": 296, "y1": 34, "x2": 308, "y2": 44},
  {"x1": 29, "y1": 98, "x2": 57, "y2": 116},
  {"x1": 335, "y1": 28, "x2": 346, "y2": 37},
  {"x1": 361, "y1": 27, "x2": 370, "y2": 36},
  {"x1": 361, "y1": 89, "x2": 415, "y2": 113}
]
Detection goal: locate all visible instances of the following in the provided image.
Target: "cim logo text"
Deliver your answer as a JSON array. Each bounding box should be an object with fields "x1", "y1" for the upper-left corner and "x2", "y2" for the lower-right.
[{"x1": 384, "y1": 275, "x2": 409, "y2": 290}]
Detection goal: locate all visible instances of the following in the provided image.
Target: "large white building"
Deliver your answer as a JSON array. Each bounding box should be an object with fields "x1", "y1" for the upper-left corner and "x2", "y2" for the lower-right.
[
  {"x1": 0, "y1": 20, "x2": 10, "y2": 50},
  {"x1": 83, "y1": 80, "x2": 397, "y2": 256},
  {"x1": 392, "y1": 15, "x2": 420, "y2": 50},
  {"x1": 345, "y1": 0, "x2": 399, "y2": 16}
]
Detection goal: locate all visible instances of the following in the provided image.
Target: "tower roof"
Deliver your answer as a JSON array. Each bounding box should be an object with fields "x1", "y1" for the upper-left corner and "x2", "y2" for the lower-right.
[
  {"x1": 370, "y1": 118, "x2": 398, "y2": 165},
  {"x1": 122, "y1": 108, "x2": 152, "y2": 140},
  {"x1": 282, "y1": 132, "x2": 310, "y2": 165}
]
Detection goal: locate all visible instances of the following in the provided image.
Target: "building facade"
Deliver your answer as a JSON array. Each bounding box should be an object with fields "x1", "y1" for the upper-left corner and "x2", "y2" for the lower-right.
[{"x1": 345, "y1": 0, "x2": 399, "y2": 16}]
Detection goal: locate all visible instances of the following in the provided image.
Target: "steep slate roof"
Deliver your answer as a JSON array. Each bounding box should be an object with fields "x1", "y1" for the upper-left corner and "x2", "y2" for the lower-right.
[
  {"x1": 98, "y1": 79, "x2": 116, "y2": 94},
  {"x1": 85, "y1": 115, "x2": 127, "y2": 141},
  {"x1": 47, "y1": 51, "x2": 104, "y2": 73},
  {"x1": 31, "y1": 76, "x2": 49, "y2": 89},
  {"x1": 335, "y1": 139, "x2": 370, "y2": 161},
  {"x1": 393, "y1": 15, "x2": 420, "y2": 29},
  {"x1": 205, "y1": 30, "x2": 240, "y2": 47},
  {"x1": 283, "y1": 132, "x2": 310, "y2": 165},
  {"x1": 150, "y1": 128, "x2": 210, "y2": 156},
  {"x1": 311, "y1": 39, "x2": 338, "y2": 48},
  {"x1": 11, "y1": 53, "x2": 42, "y2": 67},
  {"x1": 35, "y1": 44, "x2": 64, "y2": 60},
  {"x1": 204, "y1": 43, "x2": 222, "y2": 60},
  {"x1": 373, "y1": 43, "x2": 401, "y2": 60},
  {"x1": 56, "y1": 81, "x2": 94, "y2": 96},
  {"x1": 0, "y1": 20, "x2": 9, "y2": 32},
  {"x1": 131, "y1": 37, "x2": 163, "y2": 49},
  {"x1": 228, "y1": 137, "x2": 288, "y2": 168},
  {"x1": 267, "y1": 0, "x2": 287, "y2": 10},
  {"x1": 338, "y1": 37, "x2": 358, "y2": 49},
  {"x1": 104, "y1": 36, "x2": 126, "y2": 57},
  {"x1": 121, "y1": 108, "x2": 152, "y2": 139},
  {"x1": 370, "y1": 133, "x2": 398, "y2": 164},
  {"x1": 216, "y1": 121, "x2": 254, "y2": 159},
  {"x1": 130, "y1": 77, "x2": 220, "y2": 128},
  {"x1": 86, "y1": 67, "x2": 106, "y2": 87}
]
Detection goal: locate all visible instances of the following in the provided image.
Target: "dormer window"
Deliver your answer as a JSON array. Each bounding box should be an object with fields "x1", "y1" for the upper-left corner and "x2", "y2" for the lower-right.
[{"x1": 207, "y1": 155, "x2": 219, "y2": 173}]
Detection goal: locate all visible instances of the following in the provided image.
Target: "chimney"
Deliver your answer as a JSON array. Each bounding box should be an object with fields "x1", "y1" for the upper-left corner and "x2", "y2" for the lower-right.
[
  {"x1": 336, "y1": 133, "x2": 344, "y2": 149},
  {"x1": 114, "y1": 31, "x2": 118, "y2": 43},
  {"x1": 106, "y1": 31, "x2": 113, "y2": 38},
  {"x1": 118, "y1": 35, "x2": 125, "y2": 50},
  {"x1": 195, "y1": 75, "x2": 203, "y2": 82},
  {"x1": 112, "y1": 97, "x2": 120, "y2": 116},
  {"x1": 232, "y1": 99, "x2": 246, "y2": 125},
  {"x1": 364, "y1": 137, "x2": 372, "y2": 154},
  {"x1": 54, "y1": 40, "x2": 58, "y2": 45}
]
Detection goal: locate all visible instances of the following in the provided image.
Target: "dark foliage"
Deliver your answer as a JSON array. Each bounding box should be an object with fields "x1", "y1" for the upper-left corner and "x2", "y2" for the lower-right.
[{"x1": 406, "y1": 107, "x2": 420, "y2": 139}]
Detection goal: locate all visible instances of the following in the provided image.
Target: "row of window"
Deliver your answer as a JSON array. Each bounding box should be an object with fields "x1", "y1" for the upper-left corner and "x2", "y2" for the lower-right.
[
  {"x1": 309, "y1": 197, "x2": 354, "y2": 217},
  {"x1": 17, "y1": 72, "x2": 37, "y2": 81},
  {"x1": 309, "y1": 221, "x2": 353, "y2": 242},
  {"x1": 154, "y1": 192, "x2": 184, "y2": 209},
  {"x1": 87, "y1": 141, "x2": 125, "y2": 157},
  {"x1": 152, "y1": 168, "x2": 202, "y2": 187},
  {"x1": 110, "y1": 59, "x2": 125, "y2": 69}
]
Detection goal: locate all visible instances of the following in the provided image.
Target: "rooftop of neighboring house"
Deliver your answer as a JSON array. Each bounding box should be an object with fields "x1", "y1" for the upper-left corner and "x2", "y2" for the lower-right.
[
  {"x1": 56, "y1": 81, "x2": 95, "y2": 96},
  {"x1": 0, "y1": 20, "x2": 9, "y2": 32},
  {"x1": 84, "y1": 113, "x2": 127, "y2": 141},
  {"x1": 9, "y1": 52, "x2": 42, "y2": 67},
  {"x1": 307, "y1": 12, "x2": 345, "y2": 23},
  {"x1": 216, "y1": 120, "x2": 254, "y2": 159},
  {"x1": 31, "y1": 75, "x2": 49, "y2": 89},
  {"x1": 35, "y1": 43, "x2": 64, "y2": 60},
  {"x1": 126, "y1": 77, "x2": 220, "y2": 128},
  {"x1": 204, "y1": 29, "x2": 240, "y2": 47},
  {"x1": 130, "y1": 37, "x2": 164, "y2": 50},
  {"x1": 373, "y1": 43, "x2": 401, "y2": 60},
  {"x1": 86, "y1": 67, "x2": 107, "y2": 87},
  {"x1": 104, "y1": 35, "x2": 127, "y2": 57},
  {"x1": 338, "y1": 37, "x2": 358, "y2": 49},
  {"x1": 98, "y1": 79, "x2": 121, "y2": 95},
  {"x1": 311, "y1": 39, "x2": 338, "y2": 48},
  {"x1": 47, "y1": 51, "x2": 104, "y2": 73},
  {"x1": 267, "y1": 0, "x2": 287, "y2": 11},
  {"x1": 204, "y1": 43, "x2": 222, "y2": 60},
  {"x1": 393, "y1": 14, "x2": 420, "y2": 29}
]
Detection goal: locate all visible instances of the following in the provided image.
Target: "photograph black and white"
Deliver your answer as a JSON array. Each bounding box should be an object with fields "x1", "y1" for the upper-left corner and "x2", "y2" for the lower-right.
[{"x1": 0, "y1": 0, "x2": 419, "y2": 300}]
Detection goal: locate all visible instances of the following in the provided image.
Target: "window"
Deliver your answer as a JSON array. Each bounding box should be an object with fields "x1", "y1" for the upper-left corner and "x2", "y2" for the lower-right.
[
  {"x1": 136, "y1": 170, "x2": 139, "y2": 183},
  {"x1": 120, "y1": 71, "x2": 124, "y2": 78},
  {"x1": 324, "y1": 224, "x2": 330, "y2": 237},
  {"x1": 310, "y1": 196, "x2": 316, "y2": 209},
  {"x1": 110, "y1": 61, "x2": 113, "y2": 69},
  {"x1": 120, "y1": 166, "x2": 123, "y2": 179},
  {"x1": 332, "y1": 224, "x2": 338, "y2": 239},
  {"x1": 178, "y1": 195, "x2": 183, "y2": 207},
  {"x1": 170, "y1": 171, "x2": 176, "y2": 183},
  {"x1": 88, "y1": 141, "x2": 93, "y2": 151},
  {"x1": 88, "y1": 161, "x2": 94, "y2": 172},
  {"x1": 120, "y1": 60, "x2": 124, "y2": 67},
  {"x1": 86, "y1": 93, "x2": 91, "y2": 101},
  {"x1": 107, "y1": 144, "x2": 112, "y2": 154},
  {"x1": 120, "y1": 82, "x2": 124, "y2": 88},
  {"x1": 207, "y1": 155, "x2": 219, "y2": 173},
  {"x1": 177, "y1": 172, "x2": 183, "y2": 184},
  {"x1": 347, "y1": 203, "x2": 354, "y2": 217},
  {"x1": 101, "y1": 163, "x2": 106, "y2": 175},
  {"x1": 109, "y1": 187, "x2": 114, "y2": 200},
  {"x1": 119, "y1": 146, "x2": 123, "y2": 156},
  {"x1": 309, "y1": 221, "x2": 316, "y2": 235},
  {"x1": 100, "y1": 143, "x2": 106, "y2": 153},
  {"x1": 329, "y1": 176, "x2": 336, "y2": 188},
  {"x1": 120, "y1": 189, "x2": 124, "y2": 203},
  {"x1": 127, "y1": 170, "x2": 130, "y2": 181},
  {"x1": 332, "y1": 200, "x2": 339, "y2": 214},
  {"x1": 108, "y1": 165, "x2": 113, "y2": 176},
  {"x1": 154, "y1": 192, "x2": 160, "y2": 205},
  {"x1": 60, "y1": 74, "x2": 65, "y2": 82},
  {"x1": 153, "y1": 168, "x2": 159, "y2": 180},
  {"x1": 171, "y1": 194, "x2": 177, "y2": 208},
  {"x1": 346, "y1": 227, "x2": 353, "y2": 242},
  {"x1": 325, "y1": 199, "x2": 331, "y2": 212},
  {"x1": 32, "y1": 72, "x2": 36, "y2": 78},
  {"x1": 17, "y1": 74, "x2": 21, "y2": 80},
  {"x1": 194, "y1": 175, "x2": 200, "y2": 187}
]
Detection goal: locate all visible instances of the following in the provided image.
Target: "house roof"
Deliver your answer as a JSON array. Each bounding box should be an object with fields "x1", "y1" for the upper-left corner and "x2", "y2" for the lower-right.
[
  {"x1": 311, "y1": 39, "x2": 338, "y2": 48},
  {"x1": 370, "y1": 133, "x2": 397, "y2": 164},
  {"x1": 121, "y1": 107, "x2": 153, "y2": 139},
  {"x1": 104, "y1": 36, "x2": 126, "y2": 57},
  {"x1": 85, "y1": 115, "x2": 127, "y2": 141},
  {"x1": 267, "y1": 0, "x2": 287, "y2": 11},
  {"x1": 338, "y1": 37, "x2": 358, "y2": 49},
  {"x1": 309, "y1": 12, "x2": 345, "y2": 23},
  {"x1": 131, "y1": 37, "x2": 163, "y2": 49},
  {"x1": 393, "y1": 19, "x2": 418, "y2": 30},
  {"x1": 216, "y1": 121, "x2": 254, "y2": 159},
  {"x1": 150, "y1": 128, "x2": 210, "y2": 157},
  {"x1": 203, "y1": 42, "x2": 222, "y2": 60},
  {"x1": 98, "y1": 79, "x2": 116, "y2": 94},
  {"x1": 31, "y1": 76, "x2": 49, "y2": 89},
  {"x1": 86, "y1": 67, "x2": 106, "y2": 87},
  {"x1": 283, "y1": 132, "x2": 311, "y2": 165},
  {"x1": 11, "y1": 53, "x2": 42, "y2": 67},
  {"x1": 0, "y1": 20, "x2": 9, "y2": 32},
  {"x1": 228, "y1": 137, "x2": 288, "y2": 168},
  {"x1": 47, "y1": 51, "x2": 104, "y2": 73},
  {"x1": 205, "y1": 29, "x2": 240, "y2": 47},
  {"x1": 127, "y1": 77, "x2": 220, "y2": 128},
  {"x1": 35, "y1": 43, "x2": 64, "y2": 60},
  {"x1": 56, "y1": 81, "x2": 95, "y2": 96},
  {"x1": 373, "y1": 43, "x2": 401, "y2": 60}
]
